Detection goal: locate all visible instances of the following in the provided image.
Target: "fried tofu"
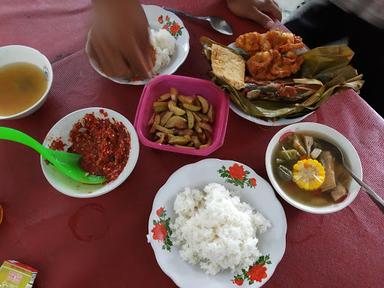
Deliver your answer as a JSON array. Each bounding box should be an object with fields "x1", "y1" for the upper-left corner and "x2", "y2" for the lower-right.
[{"x1": 211, "y1": 44, "x2": 245, "y2": 90}]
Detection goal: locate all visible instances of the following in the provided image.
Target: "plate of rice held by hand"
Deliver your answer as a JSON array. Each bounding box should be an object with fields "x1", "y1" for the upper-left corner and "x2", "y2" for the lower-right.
[
  {"x1": 148, "y1": 159, "x2": 287, "y2": 288},
  {"x1": 86, "y1": 5, "x2": 190, "y2": 85},
  {"x1": 201, "y1": 30, "x2": 364, "y2": 126}
]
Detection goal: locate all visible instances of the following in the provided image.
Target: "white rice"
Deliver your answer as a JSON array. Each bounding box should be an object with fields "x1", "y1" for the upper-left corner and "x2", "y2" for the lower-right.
[
  {"x1": 171, "y1": 183, "x2": 271, "y2": 275},
  {"x1": 150, "y1": 29, "x2": 176, "y2": 73}
]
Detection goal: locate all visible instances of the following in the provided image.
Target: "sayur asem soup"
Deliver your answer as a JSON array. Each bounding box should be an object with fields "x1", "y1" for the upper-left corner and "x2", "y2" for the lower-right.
[{"x1": 272, "y1": 132, "x2": 351, "y2": 207}]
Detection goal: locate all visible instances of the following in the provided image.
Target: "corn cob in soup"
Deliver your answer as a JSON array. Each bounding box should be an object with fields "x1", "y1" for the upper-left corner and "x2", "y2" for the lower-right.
[{"x1": 272, "y1": 132, "x2": 351, "y2": 207}]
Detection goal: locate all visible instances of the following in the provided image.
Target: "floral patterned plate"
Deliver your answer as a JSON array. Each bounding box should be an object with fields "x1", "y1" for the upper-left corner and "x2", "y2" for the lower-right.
[
  {"x1": 148, "y1": 158, "x2": 287, "y2": 288},
  {"x1": 85, "y1": 5, "x2": 190, "y2": 85}
]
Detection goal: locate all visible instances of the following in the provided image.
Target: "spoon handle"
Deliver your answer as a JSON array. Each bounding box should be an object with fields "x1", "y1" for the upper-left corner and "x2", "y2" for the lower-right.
[
  {"x1": 0, "y1": 127, "x2": 47, "y2": 156},
  {"x1": 163, "y1": 7, "x2": 208, "y2": 21},
  {"x1": 344, "y1": 165, "x2": 384, "y2": 213}
]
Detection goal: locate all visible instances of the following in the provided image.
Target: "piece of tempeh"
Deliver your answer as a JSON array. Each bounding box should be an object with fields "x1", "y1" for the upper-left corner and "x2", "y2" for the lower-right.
[{"x1": 211, "y1": 44, "x2": 245, "y2": 90}]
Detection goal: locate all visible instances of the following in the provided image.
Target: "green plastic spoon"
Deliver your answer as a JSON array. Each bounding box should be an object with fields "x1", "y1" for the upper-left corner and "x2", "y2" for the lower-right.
[{"x1": 0, "y1": 127, "x2": 106, "y2": 184}]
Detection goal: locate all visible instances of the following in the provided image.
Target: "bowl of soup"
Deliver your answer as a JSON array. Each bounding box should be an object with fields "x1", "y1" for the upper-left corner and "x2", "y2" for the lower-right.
[
  {"x1": 0, "y1": 45, "x2": 53, "y2": 120},
  {"x1": 265, "y1": 122, "x2": 362, "y2": 214}
]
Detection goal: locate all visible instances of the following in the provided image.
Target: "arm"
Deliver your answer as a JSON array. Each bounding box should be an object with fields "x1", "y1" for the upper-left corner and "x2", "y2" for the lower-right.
[
  {"x1": 226, "y1": 0, "x2": 282, "y2": 28},
  {"x1": 89, "y1": 0, "x2": 154, "y2": 79}
]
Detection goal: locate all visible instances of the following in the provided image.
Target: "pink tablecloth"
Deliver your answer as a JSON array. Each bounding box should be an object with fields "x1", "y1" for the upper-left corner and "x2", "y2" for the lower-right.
[{"x1": 1, "y1": 1, "x2": 383, "y2": 287}]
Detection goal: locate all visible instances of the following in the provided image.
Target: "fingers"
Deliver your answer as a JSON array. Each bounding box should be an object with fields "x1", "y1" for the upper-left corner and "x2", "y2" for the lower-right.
[
  {"x1": 265, "y1": 0, "x2": 282, "y2": 21},
  {"x1": 90, "y1": 30, "x2": 133, "y2": 79},
  {"x1": 89, "y1": 31, "x2": 113, "y2": 77},
  {"x1": 120, "y1": 30, "x2": 154, "y2": 79},
  {"x1": 90, "y1": 0, "x2": 154, "y2": 81},
  {"x1": 227, "y1": 0, "x2": 282, "y2": 28},
  {"x1": 125, "y1": 45, "x2": 153, "y2": 79},
  {"x1": 90, "y1": 28, "x2": 153, "y2": 80},
  {"x1": 118, "y1": 4, "x2": 154, "y2": 79},
  {"x1": 252, "y1": 7, "x2": 275, "y2": 29}
]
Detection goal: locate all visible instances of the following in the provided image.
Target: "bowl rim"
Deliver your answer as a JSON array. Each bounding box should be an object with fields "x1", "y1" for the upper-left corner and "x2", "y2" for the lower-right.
[
  {"x1": 134, "y1": 75, "x2": 229, "y2": 156},
  {"x1": 229, "y1": 102, "x2": 314, "y2": 127},
  {"x1": 0, "y1": 45, "x2": 53, "y2": 120},
  {"x1": 265, "y1": 122, "x2": 362, "y2": 214},
  {"x1": 40, "y1": 107, "x2": 140, "y2": 198}
]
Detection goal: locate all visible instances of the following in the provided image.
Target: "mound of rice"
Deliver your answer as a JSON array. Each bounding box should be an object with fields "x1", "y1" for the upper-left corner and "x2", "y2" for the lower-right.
[
  {"x1": 171, "y1": 183, "x2": 271, "y2": 275},
  {"x1": 150, "y1": 29, "x2": 176, "y2": 73}
]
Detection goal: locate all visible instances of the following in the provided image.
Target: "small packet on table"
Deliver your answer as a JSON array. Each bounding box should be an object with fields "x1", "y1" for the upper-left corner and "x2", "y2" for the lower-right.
[{"x1": 0, "y1": 260, "x2": 37, "y2": 288}]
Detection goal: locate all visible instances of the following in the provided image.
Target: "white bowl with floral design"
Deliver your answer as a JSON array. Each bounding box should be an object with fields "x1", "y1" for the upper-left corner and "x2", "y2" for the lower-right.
[
  {"x1": 147, "y1": 158, "x2": 287, "y2": 288},
  {"x1": 85, "y1": 5, "x2": 190, "y2": 85}
]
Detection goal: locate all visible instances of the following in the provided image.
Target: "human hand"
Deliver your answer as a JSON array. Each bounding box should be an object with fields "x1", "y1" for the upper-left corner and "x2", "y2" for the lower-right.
[
  {"x1": 227, "y1": 0, "x2": 282, "y2": 29},
  {"x1": 89, "y1": 0, "x2": 154, "y2": 80}
]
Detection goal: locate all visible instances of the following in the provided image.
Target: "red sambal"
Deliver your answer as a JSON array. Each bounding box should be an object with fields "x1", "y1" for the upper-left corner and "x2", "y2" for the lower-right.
[
  {"x1": 68, "y1": 113, "x2": 130, "y2": 182},
  {"x1": 49, "y1": 138, "x2": 66, "y2": 151}
]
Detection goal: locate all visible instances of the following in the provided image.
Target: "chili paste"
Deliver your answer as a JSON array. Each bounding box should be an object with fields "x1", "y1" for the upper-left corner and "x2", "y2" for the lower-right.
[
  {"x1": 49, "y1": 138, "x2": 66, "y2": 151},
  {"x1": 67, "y1": 112, "x2": 130, "y2": 182}
]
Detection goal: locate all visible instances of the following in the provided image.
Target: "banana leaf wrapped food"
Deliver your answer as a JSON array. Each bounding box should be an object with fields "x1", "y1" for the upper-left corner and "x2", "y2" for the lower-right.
[{"x1": 201, "y1": 32, "x2": 364, "y2": 120}]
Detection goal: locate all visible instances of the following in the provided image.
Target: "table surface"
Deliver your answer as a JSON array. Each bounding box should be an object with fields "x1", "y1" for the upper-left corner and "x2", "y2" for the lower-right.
[{"x1": 1, "y1": 1, "x2": 383, "y2": 287}]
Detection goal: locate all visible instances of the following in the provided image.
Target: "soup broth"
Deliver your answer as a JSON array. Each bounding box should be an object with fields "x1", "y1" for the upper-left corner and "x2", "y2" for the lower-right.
[
  {"x1": 0, "y1": 62, "x2": 47, "y2": 116},
  {"x1": 272, "y1": 131, "x2": 351, "y2": 207}
]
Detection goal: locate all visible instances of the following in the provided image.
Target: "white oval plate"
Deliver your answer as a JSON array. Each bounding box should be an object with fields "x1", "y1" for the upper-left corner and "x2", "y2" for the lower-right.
[
  {"x1": 85, "y1": 5, "x2": 190, "y2": 85},
  {"x1": 227, "y1": 43, "x2": 312, "y2": 126},
  {"x1": 148, "y1": 159, "x2": 287, "y2": 288},
  {"x1": 230, "y1": 102, "x2": 313, "y2": 127},
  {"x1": 40, "y1": 107, "x2": 139, "y2": 198}
]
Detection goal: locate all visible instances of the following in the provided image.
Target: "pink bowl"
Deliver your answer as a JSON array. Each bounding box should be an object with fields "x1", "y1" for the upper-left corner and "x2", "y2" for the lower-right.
[{"x1": 134, "y1": 75, "x2": 229, "y2": 156}]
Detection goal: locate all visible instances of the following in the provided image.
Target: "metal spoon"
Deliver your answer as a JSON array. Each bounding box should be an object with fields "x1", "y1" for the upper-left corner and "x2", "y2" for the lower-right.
[
  {"x1": 322, "y1": 138, "x2": 384, "y2": 212},
  {"x1": 0, "y1": 127, "x2": 106, "y2": 184},
  {"x1": 164, "y1": 7, "x2": 233, "y2": 36}
]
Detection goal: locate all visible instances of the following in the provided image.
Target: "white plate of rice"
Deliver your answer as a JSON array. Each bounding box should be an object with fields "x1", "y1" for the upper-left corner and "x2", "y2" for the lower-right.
[
  {"x1": 148, "y1": 159, "x2": 287, "y2": 288},
  {"x1": 85, "y1": 5, "x2": 190, "y2": 85}
]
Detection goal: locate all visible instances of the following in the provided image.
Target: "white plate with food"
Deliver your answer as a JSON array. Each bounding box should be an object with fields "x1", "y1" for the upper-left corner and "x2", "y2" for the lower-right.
[
  {"x1": 202, "y1": 30, "x2": 362, "y2": 126},
  {"x1": 226, "y1": 40, "x2": 312, "y2": 126},
  {"x1": 85, "y1": 5, "x2": 190, "y2": 85},
  {"x1": 148, "y1": 159, "x2": 287, "y2": 288}
]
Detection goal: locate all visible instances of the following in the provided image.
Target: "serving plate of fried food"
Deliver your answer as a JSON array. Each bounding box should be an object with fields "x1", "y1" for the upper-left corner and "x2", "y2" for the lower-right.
[{"x1": 201, "y1": 30, "x2": 364, "y2": 126}]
